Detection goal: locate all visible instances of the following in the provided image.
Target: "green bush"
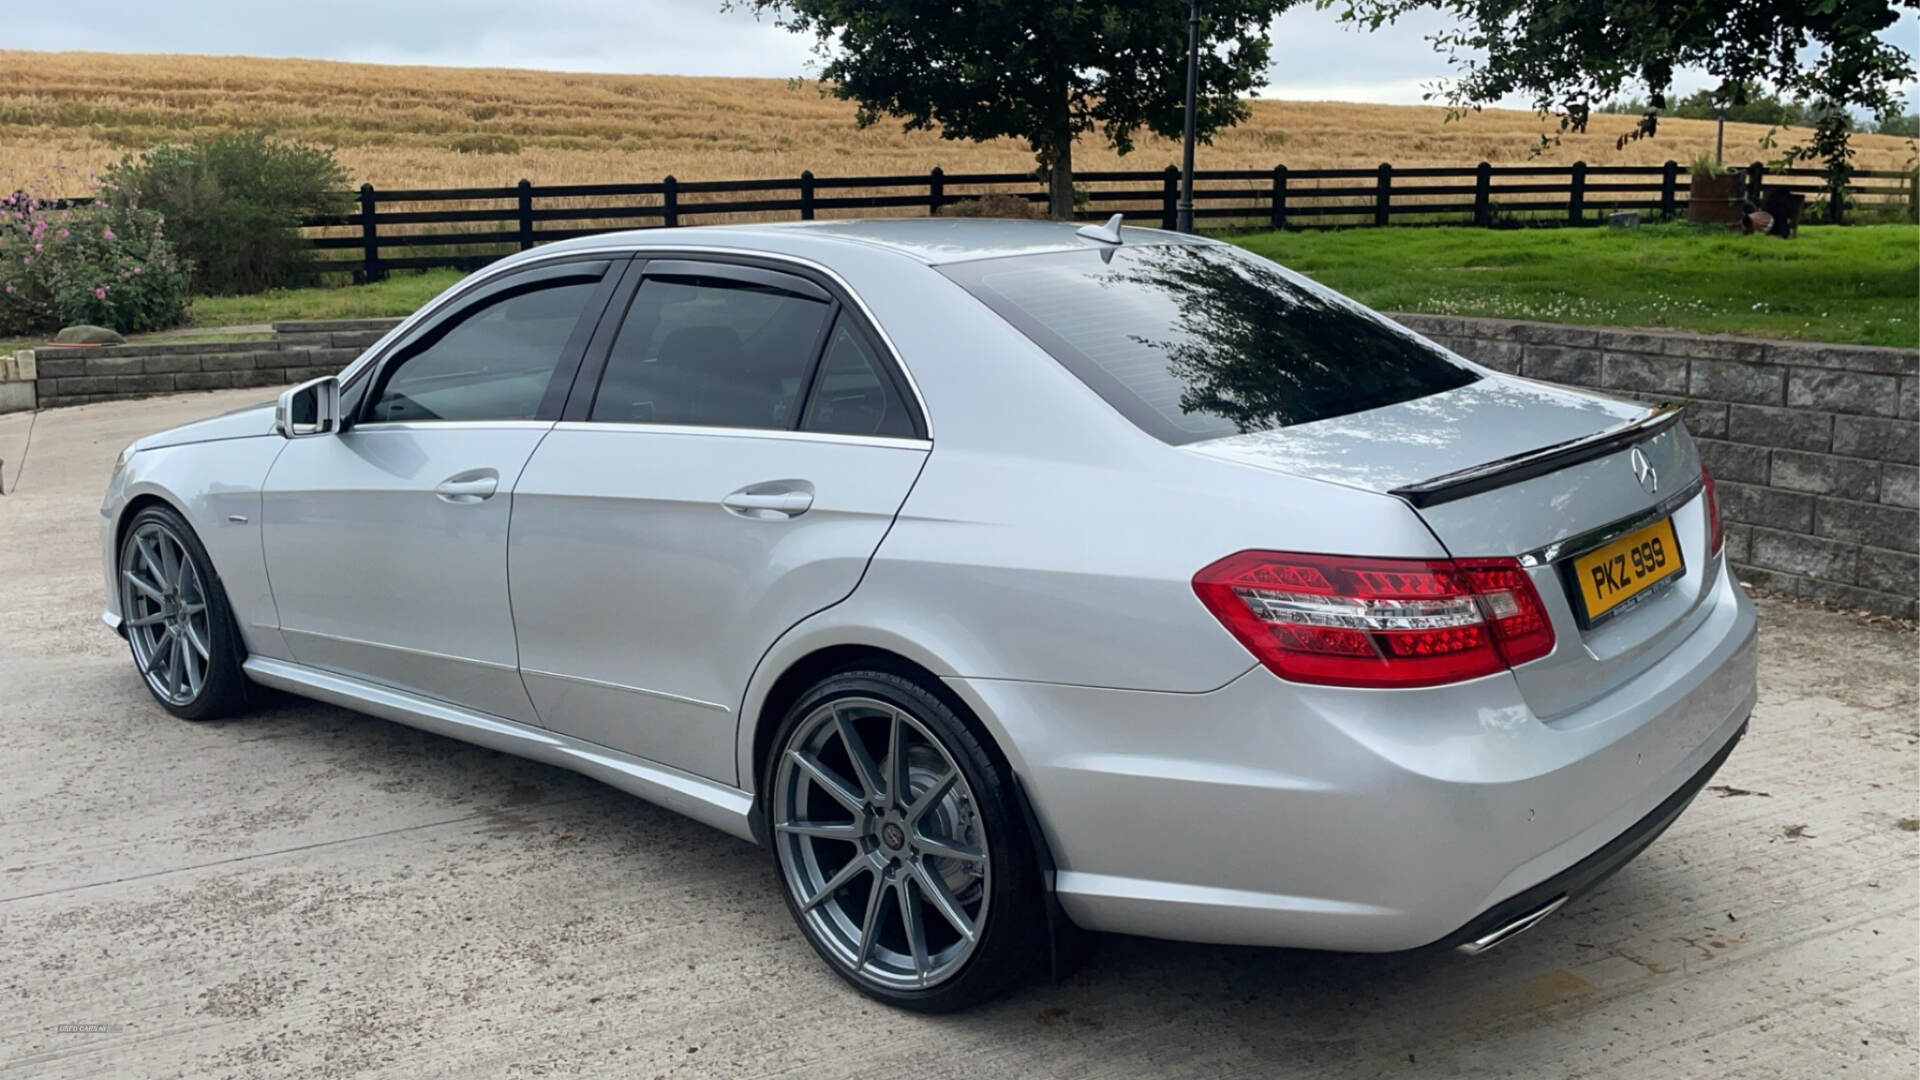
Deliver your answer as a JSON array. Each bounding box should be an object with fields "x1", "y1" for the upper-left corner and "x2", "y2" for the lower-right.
[
  {"x1": 103, "y1": 132, "x2": 350, "y2": 295},
  {"x1": 450, "y1": 132, "x2": 522, "y2": 155},
  {"x1": 0, "y1": 190, "x2": 189, "y2": 337}
]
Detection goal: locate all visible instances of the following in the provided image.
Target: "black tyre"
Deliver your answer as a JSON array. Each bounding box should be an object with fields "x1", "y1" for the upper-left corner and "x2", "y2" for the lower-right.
[
  {"x1": 764, "y1": 669, "x2": 1045, "y2": 1011},
  {"x1": 116, "y1": 504, "x2": 252, "y2": 721}
]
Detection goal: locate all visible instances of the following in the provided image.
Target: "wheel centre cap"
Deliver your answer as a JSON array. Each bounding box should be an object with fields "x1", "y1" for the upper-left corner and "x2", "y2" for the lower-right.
[{"x1": 879, "y1": 821, "x2": 907, "y2": 851}]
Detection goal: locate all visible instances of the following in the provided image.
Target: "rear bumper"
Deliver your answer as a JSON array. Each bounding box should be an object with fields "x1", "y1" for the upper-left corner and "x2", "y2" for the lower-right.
[
  {"x1": 947, "y1": 558, "x2": 1759, "y2": 952},
  {"x1": 1440, "y1": 717, "x2": 1745, "y2": 953}
]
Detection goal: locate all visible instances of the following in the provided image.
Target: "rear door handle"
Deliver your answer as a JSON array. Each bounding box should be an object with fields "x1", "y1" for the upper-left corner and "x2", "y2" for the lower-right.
[
  {"x1": 722, "y1": 485, "x2": 813, "y2": 519},
  {"x1": 435, "y1": 471, "x2": 499, "y2": 503}
]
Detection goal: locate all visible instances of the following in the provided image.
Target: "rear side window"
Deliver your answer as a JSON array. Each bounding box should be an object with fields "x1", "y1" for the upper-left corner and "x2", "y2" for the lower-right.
[
  {"x1": 592, "y1": 274, "x2": 830, "y2": 430},
  {"x1": 800, "y1": 317, "x2": 918, "y2": 439},
  {"x1": 940, "y1": 245, "x2": 1479, "y2": 444}
]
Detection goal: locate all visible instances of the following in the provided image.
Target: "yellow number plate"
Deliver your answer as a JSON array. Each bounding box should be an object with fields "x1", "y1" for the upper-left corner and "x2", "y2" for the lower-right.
[{"x1": 1570, "y1": 517, "x2": 1685, "y2": 624}]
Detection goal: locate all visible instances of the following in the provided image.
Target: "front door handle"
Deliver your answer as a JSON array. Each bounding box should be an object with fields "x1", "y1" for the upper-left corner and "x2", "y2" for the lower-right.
[
  {"x1": 435, "y1": 470, "x2": 499, "y2": 503},
  {"x1": 722, "y1": 484, "x2": 813, "y2": 519}
]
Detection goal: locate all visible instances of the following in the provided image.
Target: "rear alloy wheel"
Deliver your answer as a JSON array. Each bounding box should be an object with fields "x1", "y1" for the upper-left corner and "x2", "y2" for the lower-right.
[
  {"x1": 768, "y1": 671, "x2": 1042, "y2": 1011},
  {"x1": 118, "y1": 506, "x2": 250, "y2": 720}
]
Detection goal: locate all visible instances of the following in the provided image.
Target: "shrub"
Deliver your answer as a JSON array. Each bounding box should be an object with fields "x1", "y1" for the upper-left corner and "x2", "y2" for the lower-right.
[
  {"x1": 103, "y1": 132, "x2": 350, "y2": 295},
  {"x1": 450, "y1": 132, "x2": 522, "y2": 155},
  {"x1": 941, "y1": 193, "x2": 1038, "y2": 219},
  {"x1": 0, "y1": 187, "x2": 189, "y2": 337},
  {"x1": 1688, "y1": 154, "x2": 1729, "y2": 179}
]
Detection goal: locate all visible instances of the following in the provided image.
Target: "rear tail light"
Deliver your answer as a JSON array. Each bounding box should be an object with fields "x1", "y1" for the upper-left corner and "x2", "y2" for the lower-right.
[
  {"x1": 1192, "y1": 551, "x2": 1555, "y2": 689},
  {"x1": 1701, "y1": 465, "x2": 1725, "y2": 555}
]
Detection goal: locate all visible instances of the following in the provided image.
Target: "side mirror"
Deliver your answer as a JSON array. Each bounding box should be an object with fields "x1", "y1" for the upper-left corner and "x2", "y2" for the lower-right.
[{"x1": 275, "y1": 376, "x2": 341, "y2": 439}]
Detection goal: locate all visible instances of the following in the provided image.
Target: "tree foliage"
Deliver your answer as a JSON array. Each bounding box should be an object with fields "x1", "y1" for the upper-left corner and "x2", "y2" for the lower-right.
[
  {"x1": 734, "y1": 0, "x2": 1301, "y2": 218},
  {"x1": 1325, "y1": 0, "x2": 1918, "y2": 197}
]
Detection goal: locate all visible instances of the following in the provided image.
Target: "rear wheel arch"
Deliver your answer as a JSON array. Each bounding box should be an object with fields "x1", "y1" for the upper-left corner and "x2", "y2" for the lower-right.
[{"x1": 751, "y1": 645, "x2": 981, "y2": 799}]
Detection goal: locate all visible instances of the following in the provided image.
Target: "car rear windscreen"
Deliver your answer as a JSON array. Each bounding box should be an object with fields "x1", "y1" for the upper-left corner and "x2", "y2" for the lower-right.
[{"x1": 940, "y1": 244, "x2": 1479, "y2": 445}]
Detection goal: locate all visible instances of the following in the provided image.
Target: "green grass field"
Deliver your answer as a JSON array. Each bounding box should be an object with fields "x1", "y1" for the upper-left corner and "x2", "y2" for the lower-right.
[
  {"x1": 185, "y1": 270, "x2": 468, "y2": 328},
  {"x1": 1233, "y1": 223, "x2": 1919, "y2": 348},
  {"x1": 40, "y1": 223, "x2": 1902, "y2": 353}
]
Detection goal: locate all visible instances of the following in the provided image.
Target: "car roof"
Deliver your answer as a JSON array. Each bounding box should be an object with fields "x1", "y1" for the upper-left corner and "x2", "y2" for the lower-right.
[{"x1": 535, "y1": 216, "x2": 1217, "y2": 267}]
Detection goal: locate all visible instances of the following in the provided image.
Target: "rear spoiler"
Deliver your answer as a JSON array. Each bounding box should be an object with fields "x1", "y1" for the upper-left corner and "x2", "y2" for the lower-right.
[{"x1": 1389, "y1": 403, "x2": 1686, "y2": 509}]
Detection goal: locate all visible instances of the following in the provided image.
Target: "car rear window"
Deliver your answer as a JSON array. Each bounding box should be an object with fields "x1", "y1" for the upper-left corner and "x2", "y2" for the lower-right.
[{"x1": 940, "y1": 244, "x2": 1479, "y2": 444}]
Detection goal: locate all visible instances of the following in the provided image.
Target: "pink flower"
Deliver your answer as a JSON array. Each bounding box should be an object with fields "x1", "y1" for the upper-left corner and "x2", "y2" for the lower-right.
[
  {"x1": 103, "y1": 227, "x2": 116, "y2": 240},
  {"x1": 56, "y1": 228, "x2": 68, "y2": 239},
  {"x1": 93, "y1": 287, "x2": 107, "y2": 299},
  {"x1": 3, "y1": 284, "x2": 12, "y2": 294}
]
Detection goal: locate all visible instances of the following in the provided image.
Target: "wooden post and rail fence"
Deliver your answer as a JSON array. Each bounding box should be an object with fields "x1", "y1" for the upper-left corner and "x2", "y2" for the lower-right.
[{"x1": 36, "y1": 161, "x2": 1920, "y2": 281}]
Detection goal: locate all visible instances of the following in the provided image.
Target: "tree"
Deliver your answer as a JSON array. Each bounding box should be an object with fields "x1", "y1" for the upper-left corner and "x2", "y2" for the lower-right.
[
  {"x1": 1325, "y1": 0, "x2": 1917, "y2": 204},
  {"x1": 1667, "y1": 87, "x2": 1806, "y2": 127},
  {"x1": 1877, "y1": 111, "x2": 1920, "y2": 137},
  {"x1": 733, "y1": 0, "x2": 1301, "y2": 219}
]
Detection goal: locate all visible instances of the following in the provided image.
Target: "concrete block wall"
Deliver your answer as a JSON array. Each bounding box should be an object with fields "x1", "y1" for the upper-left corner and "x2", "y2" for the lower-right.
[
  {"x1": 1396, "y1": 313, "x2": 1920, "y2": 619},
  {"x1": 30, "y1": 319, "x2": 405, "y2": 410},
  {"x1": 18, "y1": 311, "x2": 1918, "y2": 617}
]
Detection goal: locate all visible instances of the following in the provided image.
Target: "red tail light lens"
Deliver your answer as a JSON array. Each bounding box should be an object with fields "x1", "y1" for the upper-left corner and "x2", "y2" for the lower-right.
[
  {"x1": 1701, "y1": 465, "x2": 1725, "y2": 555},
  {"x1": 1192, "y1": 551, "x2": 1555, "y2": 689}
]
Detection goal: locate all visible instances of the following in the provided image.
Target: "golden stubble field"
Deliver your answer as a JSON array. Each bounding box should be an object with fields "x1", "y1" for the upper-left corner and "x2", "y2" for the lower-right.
[{"x1": 5, "y1": 49, "x2": 1916, "y2": 196}]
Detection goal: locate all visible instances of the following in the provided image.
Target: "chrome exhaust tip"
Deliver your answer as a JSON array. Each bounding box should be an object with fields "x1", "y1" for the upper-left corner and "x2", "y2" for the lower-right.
[{"x1": 1456, "y1": 894, "x2": 1569, "y2": 956}]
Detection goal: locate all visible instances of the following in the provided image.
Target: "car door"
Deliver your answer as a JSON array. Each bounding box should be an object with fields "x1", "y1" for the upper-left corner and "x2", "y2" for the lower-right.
[
  {"x1": 261, "y1": 256, "x2": 624, "y2": 722},
  {"x1": 508, "y1": 257, "x2": 930, "y2": 783}
]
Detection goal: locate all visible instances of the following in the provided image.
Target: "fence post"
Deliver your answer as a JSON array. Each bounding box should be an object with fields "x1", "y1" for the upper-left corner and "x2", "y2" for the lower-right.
[
  {"x1": 1474, "y1": 161, "x2": 1492, "y2": 227},
  {"x1": 358, "y1": 183, "x2": 383, "y2": 283},
  {"x1": 516, "y1": 179, "x2": 534, "y2": 250},
  {"x1": 662, "y1": 175, "x2": 678, "y2": 229},
  {"x1": 800, "y1": 170, "x2": 816, "y2": 221},
  {"x1": 1160, "y1": 166, "x2": 1179, "y2": 230},
  {"x1": 1568, "y1": 160, "x2": 1586, "y2": 225},
  {"x1": 1746, "y1": 161, "x2": 1765, "y2": 206},
  {"x1": 1375, "y1": 162, "x2": 1391, "y2": 226},
  {"x1": 1660, "y1": 160, "x2": 1679, "y2": 220},
  {"x1": 927, "y1": 167, "x2": 945, "y2": 217},
  {"x1": 1270, "y1": 165, "x2": 1288, "y2": 230}
]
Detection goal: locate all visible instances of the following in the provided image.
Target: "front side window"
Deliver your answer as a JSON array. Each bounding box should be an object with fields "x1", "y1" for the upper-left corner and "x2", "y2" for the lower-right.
[
  {"x1": 591, "y1": 274, "x2": 830, "y2": 430},
  {"x1": 941, "y1": 244, "x2": 1479, "y2": 444},
  {"x1": 368, "y1": 280, "x2": 598, "y2": 423}
]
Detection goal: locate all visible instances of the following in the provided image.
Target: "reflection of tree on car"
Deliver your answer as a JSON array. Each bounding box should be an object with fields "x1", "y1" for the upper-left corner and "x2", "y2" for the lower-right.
[{"x1": 1114, "y1": 246, "x2": 1478, "y2": 433}]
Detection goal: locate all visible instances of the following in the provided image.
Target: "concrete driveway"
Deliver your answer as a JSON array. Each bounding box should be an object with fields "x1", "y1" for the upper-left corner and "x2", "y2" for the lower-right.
[{"x1": 2, "y1": 391, "x2": 1914, "y2": 1079}]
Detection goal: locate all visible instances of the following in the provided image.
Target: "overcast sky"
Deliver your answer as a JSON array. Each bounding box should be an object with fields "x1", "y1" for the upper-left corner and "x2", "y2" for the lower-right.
[{"x1": 13, "y1": 1, "x2": 1919, "y2": 110}]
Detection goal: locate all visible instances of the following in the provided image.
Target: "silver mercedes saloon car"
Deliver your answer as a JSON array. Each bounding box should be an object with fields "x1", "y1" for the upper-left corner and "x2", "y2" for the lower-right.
[{"x1": 101, "y1": 218, "x2": 1756, "y2": 1011}]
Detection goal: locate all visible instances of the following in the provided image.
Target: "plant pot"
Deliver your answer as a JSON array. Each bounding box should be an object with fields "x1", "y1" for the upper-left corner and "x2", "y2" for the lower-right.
[{"x1": 1688, "y1": 173, "x2": 1743, "y2": 224}]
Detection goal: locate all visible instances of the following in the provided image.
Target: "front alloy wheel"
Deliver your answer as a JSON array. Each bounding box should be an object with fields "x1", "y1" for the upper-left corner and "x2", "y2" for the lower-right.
[
  {"x1": 122, "y1": 519, "x2": 214, "y2": 707},
  {"x1": 768, "y1": 671, "x2": 1042, "y2": 1010},
  {"x1": 117, "y1": 505, "x2": 250, "y2": 720}
]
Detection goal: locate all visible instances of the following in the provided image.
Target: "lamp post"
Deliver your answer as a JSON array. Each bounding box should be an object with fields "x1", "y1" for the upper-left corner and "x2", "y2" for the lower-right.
[{"x1": 1177, "y1": 0, "x2": 1200, "y2": 234}]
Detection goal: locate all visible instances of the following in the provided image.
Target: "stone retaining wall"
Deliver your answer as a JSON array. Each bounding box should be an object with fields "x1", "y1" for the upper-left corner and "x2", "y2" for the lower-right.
[
  {"x1": 27, "y1": 319, "x2": 406, "y2": 411},
  {"x1": 13, "y1": 312, "x2": 1918, "y2": 616},
  {"x1": 1395, "y1": 313, "x2": 1919, "y2": 619}
]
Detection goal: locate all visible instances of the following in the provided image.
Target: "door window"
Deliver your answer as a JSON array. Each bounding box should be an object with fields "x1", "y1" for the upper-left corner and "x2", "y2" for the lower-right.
[
  {"x1": 590, "y1": 273, "x2": 830, "y2": 429},
  {"x1": 368, "y1": 279, "x2": 599, "y2": 423},
  {"x1": 800, "y1": 316, "x2": 918, "y2": 439}
]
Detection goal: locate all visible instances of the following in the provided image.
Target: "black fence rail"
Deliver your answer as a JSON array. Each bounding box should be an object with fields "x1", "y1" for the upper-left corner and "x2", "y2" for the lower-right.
[{"x1": 288, "y1": 161, "x2": 1917, "y2": 279}]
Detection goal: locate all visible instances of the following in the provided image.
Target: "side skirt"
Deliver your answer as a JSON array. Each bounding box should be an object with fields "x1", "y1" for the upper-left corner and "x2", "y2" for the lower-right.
[{"x1": 242, "y1": 656, "x2": 757, "y2": 843}]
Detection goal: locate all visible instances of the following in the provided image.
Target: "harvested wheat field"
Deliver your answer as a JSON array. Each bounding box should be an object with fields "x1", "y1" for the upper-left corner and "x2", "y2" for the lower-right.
[{"x1": 5, "y1": 49, "x2": 1917, "y2": 195}]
